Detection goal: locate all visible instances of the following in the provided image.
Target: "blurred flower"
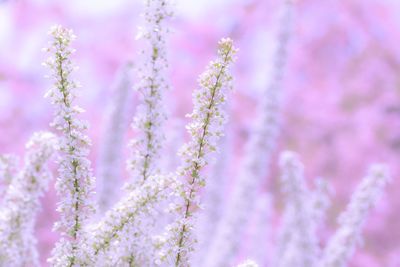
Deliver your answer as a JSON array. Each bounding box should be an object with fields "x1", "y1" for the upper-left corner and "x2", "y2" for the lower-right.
[
  {"x1": 320, "y1": 165, "x2": 390, "y2": 267},
  {"x1": 0, "y1": 132, "x2": 56, "y2": 267}
]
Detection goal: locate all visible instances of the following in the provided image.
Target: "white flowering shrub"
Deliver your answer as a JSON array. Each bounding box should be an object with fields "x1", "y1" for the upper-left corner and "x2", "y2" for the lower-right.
[{"x1": 0, "y1": 0, "x2": 390, "y2": 267}]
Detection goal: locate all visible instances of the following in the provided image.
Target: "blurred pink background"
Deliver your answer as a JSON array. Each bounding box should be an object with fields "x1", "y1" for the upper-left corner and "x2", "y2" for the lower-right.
[{"x1": 0, "y1": 0, "x2": 399, "y2": 266}]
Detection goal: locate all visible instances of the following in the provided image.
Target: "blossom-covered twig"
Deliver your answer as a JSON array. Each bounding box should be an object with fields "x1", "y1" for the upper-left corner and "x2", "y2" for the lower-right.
[
  {"x1": 275, "y1": 151, "x2": 318, "y2": 267},
  {"x1": 319, "y1": 165, "x2": 390, "y2": 267},
  {"x1": 86, "y1": 174, "x2": 178, "y2": 266},
  {"x1": 193, "y1": 133, "x2": 231, "y2": 266},
  {"x1": 0, "y1": 132, "x2": 57, "y2": 266},
  {"x1": 204, "y1": 1, "x2": 294, "y2": 265},
  {"x1": 155, "y1": 38, "x2": 237, "y2": 267},
  {"x1": 44, "y1": 25, "x2": 96, "y2": 267},
  {"x1": 310, "y1": 178, "x2": 332, "y2": 232},
  {"x1": 97, "y1": 63, "x2": 133, "y2": 213},
  {"x1": 128, "y1": 0, "x2": 172, "y2": 185}
]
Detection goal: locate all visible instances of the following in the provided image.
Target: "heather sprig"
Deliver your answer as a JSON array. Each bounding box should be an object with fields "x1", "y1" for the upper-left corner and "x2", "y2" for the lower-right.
[
  {"x1": 204, "y1": 1, "x2": 294, "y2": 265},
  {"x1": 155, "y1": 38, "x2": 238, "y2": 267},
  {"x1": 193, "y1": 134, "x2": 231, "y2": 266},
  {"x1": 0, "y1": 132, "x2": 57, "y2": 267},
  {"x1": 44, "y1": 25, "x2": 96, "y2": 267},
  {"x1": 248, "y1": 193, "x2": 273, "y2": 266},
  {"x1": 319, "y1": 165, "x2": 390, "y2": 267},
  {"x1": 87, "y1": 174, "x2": 179, "y2": 266},
  {"x1": 128, "y1": 0, "x2": 172, "y2": 186},
  {"x1": 275, "y1": 151, "x2": 318, "y2": 267}
]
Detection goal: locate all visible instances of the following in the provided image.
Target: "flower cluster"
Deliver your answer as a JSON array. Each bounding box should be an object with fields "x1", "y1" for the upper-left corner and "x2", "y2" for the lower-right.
[
  {"x1": 128, "y1": 0, "x2": 173, "y2": 185},
  {"x1": 0, "y1": 132, "x2": 57, "y2": 266},
  {"x1": 43, "y1": 25, "x2": 96, "y2": 266},
  {"x1": 193, "y1": 134, "x2": 231, "y2": 265},
  {"x1": 204, "y1": 1, "x2": 294, "y2": 266},
  {"x1": 86, "y1": 174, "x2": 178, "y2": 266},
  {"x1": 155, "y1": 38, "x2": 238, "y2": 267},
  {"x1": 275, "y1": 151, "x2": 319, "y2": 267},
  {"x1": 319, "y1": 165, "x2": 390, "y2": 267}
]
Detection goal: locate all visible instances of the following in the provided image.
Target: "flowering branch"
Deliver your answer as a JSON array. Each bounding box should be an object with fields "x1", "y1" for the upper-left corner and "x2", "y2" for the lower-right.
[
  {"x1": 204, "y1": 1, "x2": 294, "y2": 265},
  {"x1": 128, "y1": 0, "x2": 172, "y2": 185},
  {"x1": 0, "y1": 132, "x2": 56, "y2": 267},
  {"x1": 44, "y1": 25, "x2": 96, "y2": 267},
  {"x1": 319, "y1": 165, "x2": 390, "y2": 267},
  {"x1": 275, "y1": 151, "x2": 318, "y2": 267},
  {"x1": 85, "y1": 174, "x2": 177, "y2": 266},
  {"x1": 154, "y1": 38, "x2": 237, "y2": 267}
]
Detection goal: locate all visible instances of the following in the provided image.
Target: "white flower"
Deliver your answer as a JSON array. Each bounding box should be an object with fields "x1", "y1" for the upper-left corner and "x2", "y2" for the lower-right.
[
  {"x1": 156, "y1": 38, "x2": 238, "y2": 267},
  {"x1": 44, "y1": 25, "x2": 96, "y2": 267},
  {"x1": 192, "y1": 134, "x2": 231, "y2": 266},
  {"x1": 128, "y1": 0, "x2": 173, "y2": 185},
  {"x1": 86, "y1": 174, "x2": 179, "y2": 266},
  {"x1": 310, "y1": 178, "x2": 332, "y2": 234},
  {"x1": 319, "y1": 165, "x2": 390, "y2": 267},
  {"x1": 0, "y1": 132, "x2": 57, "y2": 267},
  {"x1": 120, "y1": 1, "x2": 173, "y2": 263},
  {"x1": 204, "y1": 1, "x2": 293, "y2": 265}
]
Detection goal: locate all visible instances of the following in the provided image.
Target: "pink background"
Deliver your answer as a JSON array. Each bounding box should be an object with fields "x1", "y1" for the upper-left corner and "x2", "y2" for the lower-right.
[{"x1": 0, "y1": 0, "x2": 399, "y2": 266}]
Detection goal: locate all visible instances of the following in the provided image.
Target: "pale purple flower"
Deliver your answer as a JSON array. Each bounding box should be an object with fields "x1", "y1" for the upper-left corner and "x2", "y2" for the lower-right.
[
  {"x1": 319, "y1": 165, "x2": 390, "y2": 267},
  {"x1": 204, "y1": 1, "x2": 293, "y2": 265},
  {"x1": 0, "y1": 132, "x2": 57, "y2": 267},
  {"x1": 275, "y1": 151, "x2": 319, "y2": 267}
]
